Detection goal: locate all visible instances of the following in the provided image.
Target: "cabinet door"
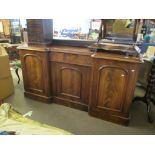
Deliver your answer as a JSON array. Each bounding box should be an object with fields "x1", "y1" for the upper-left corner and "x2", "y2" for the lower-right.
[
  {"x1": 19, "y1": 50, "x2": 51, "y2": 102},
  {"x1": 51, "y1": 62, "x2": 91, "y2": 110},
  {"x1": 89, "y1": 59, "x2": 131, "y2": 117},
  {"x1": 96, "y1": 66, "x2": 128, "y2": 112}
]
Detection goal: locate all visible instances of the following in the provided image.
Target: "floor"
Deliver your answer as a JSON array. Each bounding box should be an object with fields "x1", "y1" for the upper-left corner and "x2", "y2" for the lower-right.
[{"x1": 4, "y1": 69, "x2": 155, "y2": 135}]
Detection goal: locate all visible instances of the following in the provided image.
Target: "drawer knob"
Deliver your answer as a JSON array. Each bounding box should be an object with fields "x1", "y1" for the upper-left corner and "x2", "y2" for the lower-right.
[
  {"x1": 121, "y1": 74, "x2": 125, "y2": 77},
  {"x1": 131, "y1": 69, "x2": 135, "y2": 72}
]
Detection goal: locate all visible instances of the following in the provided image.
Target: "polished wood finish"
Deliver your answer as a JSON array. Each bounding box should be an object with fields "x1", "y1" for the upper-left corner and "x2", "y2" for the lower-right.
[
  {"x1": 50, "y1": 51, "x2": 93, "y2": 66},
  {"x1": 19, "y1": 49, "x2": 52, "y2": 102},
  {"x1": 18, "y1": 45, "x2": 142, "y2": 125},
  {"x1": 49, "y1": 46, "x2": 92, "y2": 111},
  {"x1": 89, "y1": 52, "x2": 140, "y2": 125},
  {"x1": 51, "y1": 62, "x2": 91, "y2": 111}
]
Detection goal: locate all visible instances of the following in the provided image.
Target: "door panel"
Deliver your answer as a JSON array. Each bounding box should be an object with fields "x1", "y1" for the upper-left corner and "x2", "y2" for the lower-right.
[
  {"x1": 97, "y1": 66, "x2": 128, "y2": 112},
  {"x1": 23, "y1": 54, "x2": 44, "y2": 94},
  {"x1": 90, "y1": 59, "x2": 130, "y2": 116},
  {"x1": 51, "y1": 62, "x2": 91, "y2": 106},
  {"x1": 19, "y1": 50, "x2": 52, "y2": 101},
  {"x1": 60, "y1": 67, "x2": 82, "y2": 99}
]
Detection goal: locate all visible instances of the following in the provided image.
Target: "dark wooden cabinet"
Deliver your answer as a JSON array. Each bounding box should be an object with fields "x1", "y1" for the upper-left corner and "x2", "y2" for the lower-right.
[
  {"x1": 89, "y1": 53, "x2": 140, "y2": 125},
  {"x1": 18, "y1": 45, "x2": 141, "y2": 125},
  {"x1": 19, "y1": 49, "x2": 52, "y2": 102}
]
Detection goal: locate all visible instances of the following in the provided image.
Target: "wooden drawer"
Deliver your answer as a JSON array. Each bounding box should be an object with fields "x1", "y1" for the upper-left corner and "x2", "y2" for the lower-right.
[{"x1": 49, "y1": 52, "x2": 93, "y2": 67}]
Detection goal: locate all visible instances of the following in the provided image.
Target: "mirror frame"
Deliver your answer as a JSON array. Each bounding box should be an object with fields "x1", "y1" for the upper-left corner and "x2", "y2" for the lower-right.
[{"x1": 98, "y1": 19, "x2": 140, "y2": 43}]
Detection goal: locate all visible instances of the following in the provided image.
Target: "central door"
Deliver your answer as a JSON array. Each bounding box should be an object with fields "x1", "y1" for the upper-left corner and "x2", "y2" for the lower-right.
[
  {"x1": 60, "y1": 67, "x2": 82, "y2": 99},
  {"x1": 51, "y1": 62, "x2": 91, "y2": 110}
]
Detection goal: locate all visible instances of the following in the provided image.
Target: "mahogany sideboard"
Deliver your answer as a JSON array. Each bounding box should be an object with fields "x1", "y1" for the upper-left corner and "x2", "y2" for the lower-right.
[{"x1": 18, "y1": 45, "x2": 142, "y2": 125}]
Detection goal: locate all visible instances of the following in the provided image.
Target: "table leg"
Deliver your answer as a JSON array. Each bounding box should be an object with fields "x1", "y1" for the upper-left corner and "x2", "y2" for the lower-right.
[
  {"x1": 15, "y1": 68, "x2": 20, "y2": 84},
  {"x1": 146, "y1": 99, "x2": 153, "y2": 123}
]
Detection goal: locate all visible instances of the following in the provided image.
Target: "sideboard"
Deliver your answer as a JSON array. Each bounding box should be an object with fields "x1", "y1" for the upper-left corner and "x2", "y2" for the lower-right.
[{"x1": 18, "y1": 45, "x2": 142, "y2": 125}]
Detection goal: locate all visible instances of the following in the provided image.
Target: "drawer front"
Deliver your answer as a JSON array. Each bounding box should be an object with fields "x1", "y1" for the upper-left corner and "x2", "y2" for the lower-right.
[{"x1": 50, "y1": 52, "x2": 92, "y2": 67}]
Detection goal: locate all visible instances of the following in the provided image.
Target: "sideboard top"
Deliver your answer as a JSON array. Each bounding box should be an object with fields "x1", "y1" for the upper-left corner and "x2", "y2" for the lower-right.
[
  {"x1": 18, "y1": 44, "x2": 143, "y2": 63},
  {"x1": 17, "y1": 45, "x2": 92, "y2": 56}
]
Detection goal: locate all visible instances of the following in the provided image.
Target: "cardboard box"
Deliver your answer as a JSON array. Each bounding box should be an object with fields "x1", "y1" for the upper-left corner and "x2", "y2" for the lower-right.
[
  {"x1": 0, "y1": 46, "x2": 14, "y2": 99},
  {"x1": 0, "y1": 55, "x2": 11, "y2": 78},
  {"x1": 0, "y1": 76, "x2": 14, "y2": 99}
]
